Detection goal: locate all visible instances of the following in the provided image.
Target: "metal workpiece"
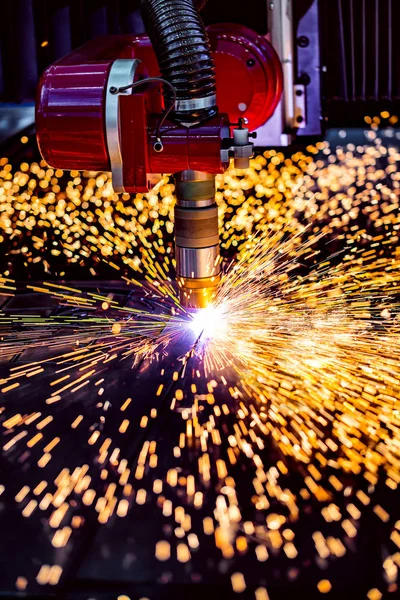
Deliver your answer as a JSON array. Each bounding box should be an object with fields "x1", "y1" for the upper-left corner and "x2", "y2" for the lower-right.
[{"x1": 174, "y1": 169, "x2": 221, "y2": 308}]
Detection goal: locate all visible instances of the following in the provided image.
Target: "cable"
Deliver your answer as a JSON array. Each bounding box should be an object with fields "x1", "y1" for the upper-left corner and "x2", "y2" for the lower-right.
[{"x1": 109, "y1": 77, "x2": 177, "y2": 152}]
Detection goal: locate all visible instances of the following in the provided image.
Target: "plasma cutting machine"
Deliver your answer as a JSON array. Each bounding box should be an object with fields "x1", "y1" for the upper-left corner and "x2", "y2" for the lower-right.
[{"x1": 36, "y1": 0, "x2": 284, "y2": 307}]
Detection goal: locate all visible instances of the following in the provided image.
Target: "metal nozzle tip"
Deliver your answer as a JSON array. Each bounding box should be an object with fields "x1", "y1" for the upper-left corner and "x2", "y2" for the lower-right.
[{"x1": 179, "y1": 275, "x2": 221, "y2": 309}]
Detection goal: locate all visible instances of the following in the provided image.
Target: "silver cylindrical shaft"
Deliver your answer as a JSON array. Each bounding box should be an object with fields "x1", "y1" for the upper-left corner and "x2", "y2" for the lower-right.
[
  {"x1": 174, "y1": 170, "x2": 221, "y2": 308},
  {"x1": 176, "y1": 246, "x2": 220, "y2": 279}
]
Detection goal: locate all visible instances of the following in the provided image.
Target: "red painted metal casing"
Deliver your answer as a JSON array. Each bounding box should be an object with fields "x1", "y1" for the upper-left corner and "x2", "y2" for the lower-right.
[
  {"x1": 36, "y1": 25, "x2": 283, "y2": 192},
  {"x1": 36, "y1": 36, "x2": 160, "y2": 173},
  {"x1": 37, "y1": 62, "x2": 112, "y2": 171},
  {"x1": 147, "y1": 115, "x2": 230, "y2": 175},
  {"x1": 207, "y1": 24, "x2": 283, "y2": 132},
  {"x1": 119, "y1": 93, "x2": 149, "y2": 193},
  {"x1": 118, "y1": 97, "x2": 229, "y2": 193}
]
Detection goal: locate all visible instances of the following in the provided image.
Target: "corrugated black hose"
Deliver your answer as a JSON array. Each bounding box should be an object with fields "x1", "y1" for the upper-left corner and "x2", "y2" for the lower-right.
[{"x1": 141, "y1": 0, "x2": 217, "y2": 124}]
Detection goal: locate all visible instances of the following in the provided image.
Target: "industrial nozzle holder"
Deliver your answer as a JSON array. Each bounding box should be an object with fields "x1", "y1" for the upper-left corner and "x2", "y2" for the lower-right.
[
  {"x1": 175, "y1": 171, "x2": 220, "y2": 308},
  {"x1": 36, "y1": 4, "x2": 283, "y2": 308}
]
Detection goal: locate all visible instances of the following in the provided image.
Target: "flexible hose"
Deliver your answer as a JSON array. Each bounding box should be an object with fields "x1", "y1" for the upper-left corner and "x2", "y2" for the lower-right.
[{"x1": 141, "y1": 0, "x2": 217, "y2": 124}]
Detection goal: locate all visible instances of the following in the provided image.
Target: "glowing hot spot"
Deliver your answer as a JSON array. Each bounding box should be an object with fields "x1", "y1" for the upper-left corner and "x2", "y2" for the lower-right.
[{"x1": 189, "y1": 305, "x2": 227, "y2": 340}]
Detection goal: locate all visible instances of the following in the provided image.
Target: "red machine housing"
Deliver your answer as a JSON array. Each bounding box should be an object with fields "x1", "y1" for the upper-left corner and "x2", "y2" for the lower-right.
[{"x1": 36, "y1": 24, "x2": 283, "y2": 193}]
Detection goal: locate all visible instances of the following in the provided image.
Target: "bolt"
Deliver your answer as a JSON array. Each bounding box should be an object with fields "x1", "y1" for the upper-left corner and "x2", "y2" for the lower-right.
[
  {"x1": 296, "y1": 89, "x2": 303, "y2": 97},
  {"x1": 297, "y1": 36, "x2": 309, "y2": 48},
  {"x1": 299, "y1": 73, "x2": 311, "y2": 86},
  {"x1": 247, "y1": 58, "x2": 255, "y2": 67},
  {"x1": 296, "y1": 115, "x2": 304, "y2": 124}
]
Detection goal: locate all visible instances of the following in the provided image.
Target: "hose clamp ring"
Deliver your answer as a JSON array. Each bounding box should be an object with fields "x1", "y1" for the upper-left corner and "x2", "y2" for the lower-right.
[{"x1": 175, "y1": 94, "x2": 217, "y2": 112}]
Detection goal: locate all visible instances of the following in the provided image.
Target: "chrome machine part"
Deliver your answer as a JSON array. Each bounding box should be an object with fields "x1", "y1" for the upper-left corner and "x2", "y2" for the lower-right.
[
  {"x1": 174, "y1": 170, "x2": 221, "y2": 308},
  {"x1": 175, "y1": 94, "x2": 217, "y2": 113},
  {"x1": 256, "y1": 0, "x2": 321, "y2": 145},
  {"x1": 255, "y1": 0, "x2": 295, "y2": 146},
  {"x1": 177, "y1": 170, "x2": 215, "y2": 182},
  {"x1": 176, "y1": 198, "x2": 216, "y2": 208},
  {"x1": 175, "y1": 170, "x2": 216, "y2": 207},
  {"x1": 295, "y1": 0, "x2": 322, "y2": 137},
  {"x1": 105, "y1": 59, "x2": 141, "y2": 193},
  {"x1": 220, "y1": 119, "x2": 255, "y2": 169},
  {"x1": 176, "y1": 246, "x2": 220, "y2": 279}
]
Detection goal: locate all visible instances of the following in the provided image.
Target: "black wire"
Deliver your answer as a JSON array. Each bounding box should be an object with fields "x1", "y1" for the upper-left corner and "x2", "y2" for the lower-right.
[{"x1": 110, "y1": 77, "x2": 177, "y2": 151}]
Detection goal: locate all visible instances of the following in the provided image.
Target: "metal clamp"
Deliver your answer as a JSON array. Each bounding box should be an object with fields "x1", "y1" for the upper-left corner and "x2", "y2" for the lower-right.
[
  {"x1": 105, "y1": 59, "x2": 141, "y2": 194},
  {"x1": 175, "y1": 94, "x2": 217, "y2": 112},
  {"x1": 220, "y1": 119, "x2": 256, "y2": 169}
]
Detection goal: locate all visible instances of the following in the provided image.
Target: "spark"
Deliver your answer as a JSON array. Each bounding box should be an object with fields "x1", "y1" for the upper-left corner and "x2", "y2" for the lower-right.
[
  {"x1": 188, "y1": 305, "x2": 228, "y2": 340},
  {"x1": 0, "y1": 113, "x2": 400, "y2": 597}
]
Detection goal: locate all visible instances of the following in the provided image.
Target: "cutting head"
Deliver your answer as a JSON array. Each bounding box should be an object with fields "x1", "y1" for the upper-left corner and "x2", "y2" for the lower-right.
[
  {"x1": 178, "y1": 274, "x2": 221, "y2": 309},
  {"x1": 174, "y1": 170, "x2": 221, "y2": 309}
]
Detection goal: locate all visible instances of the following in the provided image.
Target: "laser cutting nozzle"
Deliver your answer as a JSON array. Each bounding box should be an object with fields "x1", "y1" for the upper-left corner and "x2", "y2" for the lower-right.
[
  {"x1": 179, "y1": 274, "x2": 221, "y2": 309},
  {"x1": 174, "y1": 170, "x2": 221, "y2": 309}
]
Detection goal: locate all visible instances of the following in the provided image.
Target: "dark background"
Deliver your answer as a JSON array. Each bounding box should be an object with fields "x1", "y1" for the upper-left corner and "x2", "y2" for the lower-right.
[{"x1": 0, "y1": 0, "x2": 400, "y2": 127}]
